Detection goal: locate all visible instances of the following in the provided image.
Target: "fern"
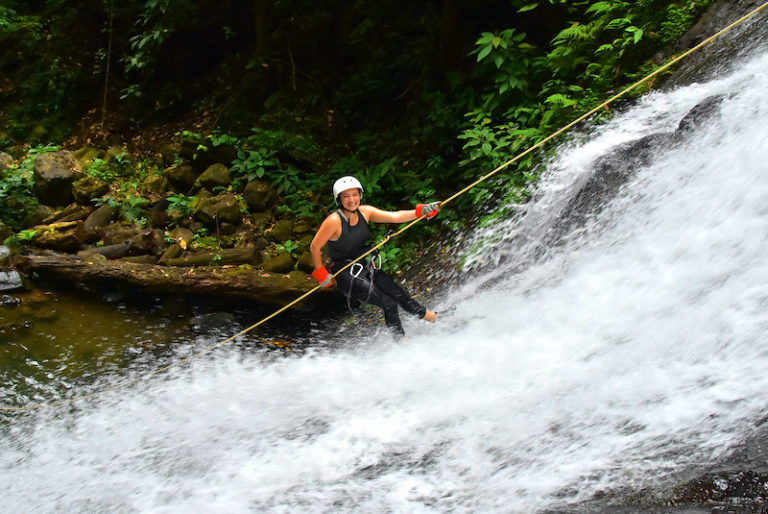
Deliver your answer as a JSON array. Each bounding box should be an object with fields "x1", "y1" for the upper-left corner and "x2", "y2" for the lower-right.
[{"x1": 552, "y1": 23, "x2": 592, "y2": 45}]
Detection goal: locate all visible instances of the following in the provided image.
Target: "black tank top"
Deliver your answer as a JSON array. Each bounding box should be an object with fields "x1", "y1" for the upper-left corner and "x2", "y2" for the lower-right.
[{"x1": 327, "y1": 209, "x2": 369, "y2": 262}]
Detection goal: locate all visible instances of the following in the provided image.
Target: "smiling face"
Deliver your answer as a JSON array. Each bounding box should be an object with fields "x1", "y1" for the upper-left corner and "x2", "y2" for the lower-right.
[{"x1": 338, "y1": 188, "x2": 361, "y2": 211}]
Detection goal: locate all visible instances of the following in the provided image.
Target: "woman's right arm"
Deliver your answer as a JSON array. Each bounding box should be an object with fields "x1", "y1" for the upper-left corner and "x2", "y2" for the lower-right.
[{"x1": 309, "y1": 214, "x2": 340, "y2": 270}]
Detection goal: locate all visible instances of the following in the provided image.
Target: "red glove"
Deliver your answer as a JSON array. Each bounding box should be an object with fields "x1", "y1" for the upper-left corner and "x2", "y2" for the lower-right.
[
  {"x1": 312, "y1": 266, "x2": 334, "y2": 287},
  {"x1": 416, "y1": 201, "x2": 441, "y2": 219}
]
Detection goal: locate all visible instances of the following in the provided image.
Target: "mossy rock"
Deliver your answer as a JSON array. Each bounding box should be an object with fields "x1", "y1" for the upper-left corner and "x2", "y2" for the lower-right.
[
  {"x1": 194, "y1": 163, "x2": 231, "y2": 190},
  {"x1": 72, "y1": 175, "x2": 110, "y2": 204},
  {"x1": 262, "y1": 251, "x2": 295, "y2": 273},
  {"x1": 265, "y1": 219, "x2": 293, "y2": 242},
  {"x1": 244, "y1": 180, "x2": 278, "y2": 212}
]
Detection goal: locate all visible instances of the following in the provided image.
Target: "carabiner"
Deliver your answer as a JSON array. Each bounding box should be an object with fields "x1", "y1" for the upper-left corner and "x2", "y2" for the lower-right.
[
  {"x1": 371, "y1": 253, "x2": 382, "y2": 270},
  {"x1": 350, "y1": 262, "x2": 364, "y2": 278}
]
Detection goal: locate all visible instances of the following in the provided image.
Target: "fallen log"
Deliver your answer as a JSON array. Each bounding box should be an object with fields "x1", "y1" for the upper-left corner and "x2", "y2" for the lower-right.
[{"x1": 13, "y1": 252, "x2": 334, "y2": 308}]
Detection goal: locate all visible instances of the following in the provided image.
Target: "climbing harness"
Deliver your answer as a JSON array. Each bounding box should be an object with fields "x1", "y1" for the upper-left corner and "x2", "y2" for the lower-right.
[
  {"x1": 344, "y1": 249, "x2": 382, "y2": 312},
  {"x1": 3, "y1": 0, "x2": 767, "y2": 411}
]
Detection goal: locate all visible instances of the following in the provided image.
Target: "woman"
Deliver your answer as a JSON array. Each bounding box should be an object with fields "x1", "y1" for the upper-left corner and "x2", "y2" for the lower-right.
[{"x1": 310, "y1": 176, "x2": 441, "y2": 337}]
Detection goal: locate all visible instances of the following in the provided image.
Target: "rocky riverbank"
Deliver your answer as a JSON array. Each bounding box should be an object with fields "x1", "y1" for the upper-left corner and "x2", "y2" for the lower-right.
[{"x1": 0, "y1": 138, "x2": 338, "y2": 305}]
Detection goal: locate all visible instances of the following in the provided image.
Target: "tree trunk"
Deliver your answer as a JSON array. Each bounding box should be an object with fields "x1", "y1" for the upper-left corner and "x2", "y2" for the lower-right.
[
  {"x1": 253, "y1": 0, "x2": 272, "y2": 56},
  {"x1": 438, "y1": 0, "x2": 460, "y2": 71}
]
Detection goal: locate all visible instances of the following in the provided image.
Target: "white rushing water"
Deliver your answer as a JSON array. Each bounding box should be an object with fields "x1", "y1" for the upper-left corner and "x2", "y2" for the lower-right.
[{"x1": 4, "y1": 48, "x2": 768, "y2": 514}]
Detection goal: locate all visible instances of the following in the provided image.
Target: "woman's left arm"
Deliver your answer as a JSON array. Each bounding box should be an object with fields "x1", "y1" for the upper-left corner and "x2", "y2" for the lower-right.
[
  {"x1": 361, "y1": 205, "x2": 417, "y2": 224},
  {"x1": 361, "y1": 202, "x2": 441, "y2": 224}
]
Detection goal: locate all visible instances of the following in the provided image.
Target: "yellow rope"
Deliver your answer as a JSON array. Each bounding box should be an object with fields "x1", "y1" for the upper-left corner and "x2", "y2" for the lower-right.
[{"x1": 2, "y1": 1, "x2": 766, "y2": 412}]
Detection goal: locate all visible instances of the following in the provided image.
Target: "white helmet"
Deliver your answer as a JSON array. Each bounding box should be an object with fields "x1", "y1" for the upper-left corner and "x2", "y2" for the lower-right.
[{"x1": 332, "y1": 176, "x2": 363, "y2": 205}]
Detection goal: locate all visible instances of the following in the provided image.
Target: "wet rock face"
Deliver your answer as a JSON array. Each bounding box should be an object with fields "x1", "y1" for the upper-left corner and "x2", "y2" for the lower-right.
[
  {"x1": 187, "y1": 312, "x2": 239, "y2": 336},
  {"x1": 550, "y1": 95, "x2": 726, "y2": 247},
  {"x1": 670, "y1": 470, "x2": 768, "y2": 505}
]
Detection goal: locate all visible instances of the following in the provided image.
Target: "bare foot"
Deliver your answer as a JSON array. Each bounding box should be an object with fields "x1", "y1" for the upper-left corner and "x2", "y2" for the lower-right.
[{"x1": 423, "y1": 309, "x2": 438, "y2": 322}]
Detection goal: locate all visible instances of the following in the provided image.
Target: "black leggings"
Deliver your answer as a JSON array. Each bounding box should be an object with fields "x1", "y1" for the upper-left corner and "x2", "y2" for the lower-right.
[{"x1": 332, "y1": 263, "x2": 426, "y2": 336}]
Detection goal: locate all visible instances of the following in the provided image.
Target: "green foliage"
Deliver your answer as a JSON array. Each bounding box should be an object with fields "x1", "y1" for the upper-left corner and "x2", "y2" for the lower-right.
[
  {"x1": 86, "y1": 158, "x2": 118, "y2": 183},
  {"x1": 471, "y1": 29, "x2": 542, "y2": 102},
  {"x1": 231, "y1": 148, "x2": 277, "y2": 183},
  {"x1": 456, "y1": 0, "x2": 713, "y2": 219},
  {"x1": 0, "y1": 165, "x2": 38, "y2": 230},
  {"x1": 3, "y1": 228, "x2": 39, "y2": 251},
  {"x1": 276, "y1": 239, "x2": 299, "y2": 258},
  {"x1": 120, "y1": 0, "x2": 197, "y2": 100},
  {"x1": 0, "y1": 145, "x2": 63, "y2": 230},
  {"x1": 166, "y1": 193, "x2": 196, "y2": 222},
  {"x1": 1, "y1": 4, "x2": 90, "y2": 142},
  {"x1": 191, "y1": 228, "x2": 218, "y2": 250},
  {"x1": 95, "y1": 183, "x2": 150, "y2": 226}
]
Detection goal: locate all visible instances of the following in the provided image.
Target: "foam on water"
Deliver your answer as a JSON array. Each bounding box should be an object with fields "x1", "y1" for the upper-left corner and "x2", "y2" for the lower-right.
[{"x1": 3, "y1": 49, "x2": 768, "y2": 514}]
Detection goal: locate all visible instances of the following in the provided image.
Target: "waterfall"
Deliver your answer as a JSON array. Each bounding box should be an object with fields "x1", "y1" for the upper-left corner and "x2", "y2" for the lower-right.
[{"x1": 3, "y1": 25, "x2": 768, "y2": 514}]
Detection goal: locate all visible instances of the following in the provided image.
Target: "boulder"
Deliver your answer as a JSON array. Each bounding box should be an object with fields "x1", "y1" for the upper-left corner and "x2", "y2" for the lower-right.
[
  {"x1": 243, "y1": 180, "x2": 277, "y2": 211},
  {"x1": 148, "y1": 198, "x2": 170, "y2": 228},
  {"x1": 0, "y1": 294, "x2": 21, "y2": 307},
  {"x1": 262, "y1": 251, "x2": 295, "y2": 273},
  {"x1": 169, "y1": 227, "x2": 195, "y2": 249},
  {"x1": 294, "y1": 218, "x2": 315, "y2": 235},
  {"x1": 73, "y1": 175, "x2": 110, "y2": 204},
  {"x1": 158, "y1": 244, "x2": 183, "y2": 265},
  {"x1": 30, "y1": 220, "x2": 84, "y2": 252},
  {"x1": 72, "y1": 147, "x2": 102, "y2": 171},
  {"x1": 33, "y1": 150, "x2": 78, "y2": 206},
  {"x1": 22, "y1": 204, "x2": 54, "y2": 229},
  {"x1": 0, "y1": 245, "x2": 11, "y2": 266},
  {"x1": 141, "y1": 174, "x2": 168, "y2": 195},
  {"x1": 296, "y1": 250, "x2": 314, "y2": 273},
  {"x1": 101, "y1": 221, "x2": 140, "y2": 246},
  {"x1": 164, "y1": 164, "x2": 200, "y2": 192},
  {"x1": 193, "y1": 193, "x2": 242, "y2": 225},
  {"x1": 246, "y1": 212, "x2": 272, "y2": 233},
  {"x1": 264, "y1": 219, "x2": 293, "y2": 242},
  {"x1": 187, "y1": 312, "x2": 239, "y2": 336},
  {"x1": 297, "y1": 234, "x2": 313, "y2": 251},
  {"x1": 159, "y1": 143, "x2": 181, "y2": 167},
  {"x1": 129, "y1": 229, "x2": 165, "y2": 256},
  {"x1": 106, "y1": 146, "x2": 136, "y2": 167},
  {"x1": 677, "y1": 95, "x2": 724, "y2": 134},
  {"x1": 0, "y1": 270, "x2": 24, "y2": 292},
  {"x1": 0, "y1": 151, "x2": 13, "y2": 171},
  {"x1": 194, "y1": 163, "x2": 231, "y2": 190}
]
